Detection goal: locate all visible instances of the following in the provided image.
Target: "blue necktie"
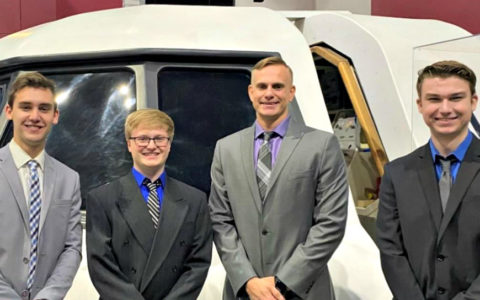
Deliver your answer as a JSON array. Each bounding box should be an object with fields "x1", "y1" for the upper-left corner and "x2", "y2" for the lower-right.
[{"x1": 27, "y1": 160, "x2": 41, "y2": 290}]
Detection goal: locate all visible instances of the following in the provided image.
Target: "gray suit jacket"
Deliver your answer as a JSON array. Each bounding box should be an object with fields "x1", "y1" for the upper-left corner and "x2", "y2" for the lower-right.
[
  {"x1": 0, "y1": 145, "x2": 82, "y2": 300},
  {"x1": 377, "y1": 138, "x2": 480, "y2": 300},
  {"x1": 86, "y1": 173, "x2": 212, "y2": 300},
  {"x1": 209, "y1": 117, "x2": 348, "y2": 300}
]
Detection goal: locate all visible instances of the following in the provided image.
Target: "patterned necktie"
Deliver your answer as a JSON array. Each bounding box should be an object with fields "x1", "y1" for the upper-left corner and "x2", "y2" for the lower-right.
[
  {"x1": 27, "y1": 160, "x2": 41, "y2": 290},
  {"x1": 143, "y1": 178, "x2": 162, "y2": 229},
  {"x1": 257, "y1": 131, "x2": 273, "y2": 202},
  {"x1": 438, "y1": 156, "x2": 454, "y2": 213}
]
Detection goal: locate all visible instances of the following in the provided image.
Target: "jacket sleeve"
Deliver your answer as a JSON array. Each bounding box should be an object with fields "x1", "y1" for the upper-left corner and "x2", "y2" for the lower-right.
[
  {"x1": 208, "y1": 141, "x2": 258, "y2": 297},
  {"x1": 376, "y1": 163, "x2": 426, "y2": 300},
  {"x1": 86, "y1": 189, "x2": 145, "y2": 300}
]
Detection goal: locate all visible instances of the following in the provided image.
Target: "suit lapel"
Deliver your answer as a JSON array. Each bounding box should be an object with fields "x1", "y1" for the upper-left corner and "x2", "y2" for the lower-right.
[
  {"x1": 0, "y1": 146, "x2": 29, "y2": 231},
  {"x1": 240, "y1": 126, "x2": 263, "y2": 213},
  {"x1": 416, "y1": 145, "x2": 443, "y2": 231},
  {"x1": 117, "y1": 174, "x2": 156, "y2": 255},
  {"x1": 438, "y1": 138, "x2": 480, "y2": 240},
  {"x1": 265, "y1": 117, "x2": 303, "y2": 201},
  {"x1": 140, "y1": 177, "x2": 188, "y2": 290},
  {"x1": 40, "y1": 154, "x2": 55, "y2": 232}
]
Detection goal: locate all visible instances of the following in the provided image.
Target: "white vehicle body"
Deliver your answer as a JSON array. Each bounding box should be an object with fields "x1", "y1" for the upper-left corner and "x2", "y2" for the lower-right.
[{"x1": 0, "y1": 5, "x2": 473, "y2": 300}]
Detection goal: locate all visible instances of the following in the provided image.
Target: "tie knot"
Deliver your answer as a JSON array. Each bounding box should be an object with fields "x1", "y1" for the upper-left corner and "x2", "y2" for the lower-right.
[
  {"x1": 263, "y1": 131, "x2": 274, "y2": 142},
  {"x1": 27, "y1": 160, "x2": 38, "y2": 171},
  {"x1": 436, "y1": 155, "x2": 457, "y2": 170},
  {"x1": 143, "y1": 178, "x2": 162, "y2": 191}
]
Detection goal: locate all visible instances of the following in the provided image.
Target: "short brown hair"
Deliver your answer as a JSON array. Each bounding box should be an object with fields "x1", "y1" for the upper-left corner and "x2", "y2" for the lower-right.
[
  {"x1": 124, "y1": 109, "x2": 175, "y2": 141},
  {"x1": 417, "y1": 60, "x2": 477, "y2": 96},
  {"x1": 252, "y1": 56, "x2": 293, "y2": 83},
  {"x1": 8, "y1": 72, "x2": 56, "y2": 108}
]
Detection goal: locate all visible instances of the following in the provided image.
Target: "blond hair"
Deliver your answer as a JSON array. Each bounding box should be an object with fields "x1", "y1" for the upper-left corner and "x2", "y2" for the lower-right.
[
  {"x1": 124, "y1": 109, "x2": 174, "y2": 140},
  {"x1": 251, "y1": 56, "x2": 293, "y2": 83}
]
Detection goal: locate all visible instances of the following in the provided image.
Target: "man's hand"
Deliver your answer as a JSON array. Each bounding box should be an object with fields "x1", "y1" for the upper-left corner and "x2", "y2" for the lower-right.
[{"x1": 245, "y1": 276, "x2": 285, "y2": 300}]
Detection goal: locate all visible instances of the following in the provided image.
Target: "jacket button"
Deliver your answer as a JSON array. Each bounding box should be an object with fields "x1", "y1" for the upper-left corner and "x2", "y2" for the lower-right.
[
  {"x1": 172, "y1": 266, "x2": 177, "y2": 272},
  {"x1": 180, "y1": 240, "x2": 186, "y2": 246},
  {"x1": 131, "y1": 267, "x2": 136, "y2": 274},
  {"x1": 438, "y1": 287, "x2": 445, "y2": 294},
  {"x1": 437, "y1": 255, "x2": 445, "y2": 262},
  {"x1": 262, "y1": 229, "x2": 268, "y2": 235},
  {"x1": 23, "y1": 257, "x2": 29, "y2": 264},
  {"x1": 123, "y1": 239, "x2": 129, "y2": 245}
]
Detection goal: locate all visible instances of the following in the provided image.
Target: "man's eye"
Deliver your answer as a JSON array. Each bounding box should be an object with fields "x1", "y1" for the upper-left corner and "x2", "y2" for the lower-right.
[
  {"x1": 272, "y1": 84, "x2": 284, "y2": 90},
  {"x1": 138, "y1": 136, "x2": 149, "y2": 142}
]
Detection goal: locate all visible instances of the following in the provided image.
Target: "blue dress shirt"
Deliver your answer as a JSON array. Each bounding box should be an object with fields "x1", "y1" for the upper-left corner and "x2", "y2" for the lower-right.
[
  {"x1": 131, "y1": 167, "x2": 166, "y2": 209},
  {"x1": 429, "y1": 131, "x2": 472, "y2": 183}
]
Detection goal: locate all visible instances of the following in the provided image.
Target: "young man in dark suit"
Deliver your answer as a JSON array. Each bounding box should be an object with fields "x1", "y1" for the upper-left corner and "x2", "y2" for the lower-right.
[
  {"x1": 87, "y1": 109, "x2": 212, "y2": 300},
  {"x1": 377, "y1": 61, "x2": 480, "y2": 300}
]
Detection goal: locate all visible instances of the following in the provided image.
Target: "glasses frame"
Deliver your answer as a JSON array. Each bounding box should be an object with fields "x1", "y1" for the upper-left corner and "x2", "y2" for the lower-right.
[{"x1": 129, "y1": 136, "x2": 171, "y2": 147}]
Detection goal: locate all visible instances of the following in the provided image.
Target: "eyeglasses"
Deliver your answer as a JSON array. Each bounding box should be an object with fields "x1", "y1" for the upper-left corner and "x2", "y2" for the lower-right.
[{"x1": 129, "y1": 136, "x2": 171, "y2": 147}]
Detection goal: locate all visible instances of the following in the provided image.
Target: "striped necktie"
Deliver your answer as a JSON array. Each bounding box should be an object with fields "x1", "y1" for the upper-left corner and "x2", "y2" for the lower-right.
[
  {"x1": 143, "y1": 178, "x2": 162, "y2": 229},
  {"x1": 27, "y1": 160, "x2": 41, "y2": 290},
  {"x1": 257, "y1": 131, "x2": 273, "y2": 202}
]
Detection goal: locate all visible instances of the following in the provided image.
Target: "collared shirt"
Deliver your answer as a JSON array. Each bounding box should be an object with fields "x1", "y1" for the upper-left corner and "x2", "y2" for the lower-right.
[
  {"x1": 254, "y1": 116, "x2": 290, "y2": 168},
  {"x1": 132, "y1": 167, "x2": 166, "y2": 209},
  {"x1": 9, "y1": 140, "x2": 45, "y2": 207},
  {"x1": 429, "y1": 131, "x2": 472, "y2": 183}
]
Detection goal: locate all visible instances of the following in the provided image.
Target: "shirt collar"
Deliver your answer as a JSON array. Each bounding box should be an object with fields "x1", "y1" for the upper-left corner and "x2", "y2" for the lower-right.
[
  {"x1": 254, "y1": 115, "x2": 290, "y2": 139},
  {"x1": 132, "y1": 167, "x2": 166, "y2": 188},
  {"x1": 9, "y1": 139, "x2": 45, "y2": 171},
  {"x1": 429, "y1": 130, "x2": 472, "y2": 163}
]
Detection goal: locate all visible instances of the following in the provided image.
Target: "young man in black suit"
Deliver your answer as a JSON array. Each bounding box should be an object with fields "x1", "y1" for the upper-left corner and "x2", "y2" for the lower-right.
[
  {"x1": 87, "y1": 109, "x2": 212, "y2": 300},
  {"x1": 377, "y1": 61, "x2": 480, "y2": 300}
]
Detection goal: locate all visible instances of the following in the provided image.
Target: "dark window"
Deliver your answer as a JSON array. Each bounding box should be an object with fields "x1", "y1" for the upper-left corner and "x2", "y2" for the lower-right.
[
  {"x1": 158, "y1": 67, "x2": 254, "y2": 194},
  {"x1": 1, "y1": 71, "x2": 136, "y2": 208},
  {"x1": 0, "y1": 81, "x2": 6, "y2": 109}
]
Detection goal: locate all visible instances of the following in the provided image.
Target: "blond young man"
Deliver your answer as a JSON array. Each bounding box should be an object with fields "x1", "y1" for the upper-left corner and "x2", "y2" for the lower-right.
[{"x1": 87, "y1": 109, "x2": 212, "y2": 300}]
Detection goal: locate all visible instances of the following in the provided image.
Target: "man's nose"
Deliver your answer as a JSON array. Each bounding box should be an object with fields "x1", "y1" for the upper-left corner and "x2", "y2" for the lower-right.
[
  {"x1": 146, "y1": 139, "x2": 157, "y2": 148},
  {"x1": 439, "y1": 99, "x2": 451, "y2": 113},
  {"x1": 264, "y1": 86, "x2": 274, "y2": 98},
  {"x1": 29, "y1": 108, "x2": 41, "y2": 120}
]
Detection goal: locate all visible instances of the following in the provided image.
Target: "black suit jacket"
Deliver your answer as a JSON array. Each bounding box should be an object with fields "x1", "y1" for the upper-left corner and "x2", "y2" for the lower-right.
[
  {"x1": 86, "y1": 173, "x2": 212, "y2": 300},
  {"x1": 377, "y1": 137, "x2": 480, "y2": 300}
]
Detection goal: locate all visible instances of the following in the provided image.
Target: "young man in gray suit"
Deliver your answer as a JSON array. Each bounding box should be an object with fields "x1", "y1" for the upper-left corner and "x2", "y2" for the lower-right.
[
  {"x1": 209, "y1": 56, "x2": 349, "y2": 300},
  {"x1": 0, "y1": 72, "x2": 82, "y2": 300},
  {"x1": 377, "y1": 61, "x2": 480, "y2": 299},
  {"x1": 86, "y1": 109, "x2": 212, "y2": 300}
]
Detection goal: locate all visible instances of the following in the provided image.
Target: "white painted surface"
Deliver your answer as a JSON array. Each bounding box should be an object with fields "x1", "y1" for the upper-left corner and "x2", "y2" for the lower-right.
[
  {"x1": 235, "y1": 0, "x2": 315, "y2": 10},
  {"x1": 300, "y1": 12, "x2": 471, "y2": 158},
  {"x1": 1, "y1": 6, "x2": 389, "y2": 299},
  {"x1": 315, "y1": 0, "x2": 370, "y2": 15},
  {"x1": 412, "y1": 34, "x2": 480, "y2": 145}
]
